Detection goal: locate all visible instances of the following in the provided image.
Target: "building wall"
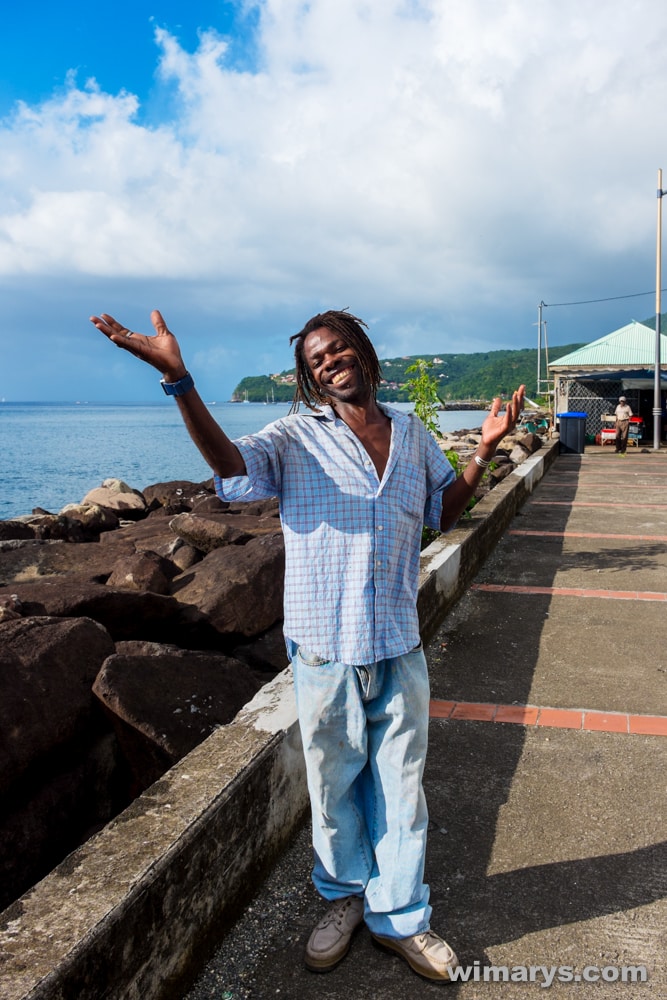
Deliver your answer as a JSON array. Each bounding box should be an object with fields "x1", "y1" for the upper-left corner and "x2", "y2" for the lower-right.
[{"x1": 555, "y1": 378, "x2": 633, "y2": 435}]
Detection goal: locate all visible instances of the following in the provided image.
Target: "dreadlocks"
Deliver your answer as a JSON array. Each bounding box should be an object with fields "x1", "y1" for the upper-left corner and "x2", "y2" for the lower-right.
[{"x1": 288, "y1": 309, "x2": 382, "y2": 413}]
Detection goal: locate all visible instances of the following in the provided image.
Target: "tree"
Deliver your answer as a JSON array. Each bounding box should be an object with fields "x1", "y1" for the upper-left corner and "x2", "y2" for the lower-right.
[
  {"x1": 405, "y1": 360, "x2": 443, "y2": 438},
  {"x1": 406, "y1": 358, "x2": 486, "y2": 531}
]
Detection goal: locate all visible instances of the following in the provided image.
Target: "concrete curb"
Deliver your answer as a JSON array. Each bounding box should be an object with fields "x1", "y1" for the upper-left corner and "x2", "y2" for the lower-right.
[{"x1": 0, "y1": 440, "x2": 559, "y2": 1000}]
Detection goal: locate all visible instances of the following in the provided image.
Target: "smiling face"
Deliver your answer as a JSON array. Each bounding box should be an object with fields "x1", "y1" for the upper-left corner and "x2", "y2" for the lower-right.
[{"x1": 302, "y1": 326, "x2": 371, "y2": 405}]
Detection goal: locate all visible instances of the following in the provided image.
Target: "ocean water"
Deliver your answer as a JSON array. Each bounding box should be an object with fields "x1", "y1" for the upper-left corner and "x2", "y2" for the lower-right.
[{"x1": 1, "y1": 401, "x2": 488, "y2": 520}]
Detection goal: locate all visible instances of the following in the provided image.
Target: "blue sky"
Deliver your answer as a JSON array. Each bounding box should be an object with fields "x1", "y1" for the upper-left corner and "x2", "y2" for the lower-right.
[{"x1": 2, "y1": 0, "x2": 667, "y2": 401}]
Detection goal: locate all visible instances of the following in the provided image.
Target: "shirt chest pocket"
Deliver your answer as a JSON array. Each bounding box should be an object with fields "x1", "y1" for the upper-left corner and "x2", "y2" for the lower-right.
[{"x1": 385, "y1": 463, "x2": 427, "y2": 521}]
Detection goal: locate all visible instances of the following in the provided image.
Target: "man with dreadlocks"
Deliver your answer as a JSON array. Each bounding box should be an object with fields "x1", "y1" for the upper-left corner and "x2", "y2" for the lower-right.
[{"x1": 91, "y1": 307, "x2": 524, "y2": 983}]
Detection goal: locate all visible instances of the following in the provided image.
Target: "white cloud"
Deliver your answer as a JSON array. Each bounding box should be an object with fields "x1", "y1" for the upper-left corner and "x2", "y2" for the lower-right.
[{"x1": 2, "y1": 0, "x2": 667, "y2": 399}]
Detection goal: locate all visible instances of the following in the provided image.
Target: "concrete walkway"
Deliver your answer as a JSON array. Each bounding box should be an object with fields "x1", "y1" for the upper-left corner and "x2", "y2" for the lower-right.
[{"x1": 184, "y1": 447, "x2": 667, "y2": 999}]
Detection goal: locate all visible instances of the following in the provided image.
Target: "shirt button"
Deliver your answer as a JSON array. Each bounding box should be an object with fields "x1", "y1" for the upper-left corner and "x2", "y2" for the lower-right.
[{"x1": 377, "y1": 525, "x2": 384, "y2": 531}]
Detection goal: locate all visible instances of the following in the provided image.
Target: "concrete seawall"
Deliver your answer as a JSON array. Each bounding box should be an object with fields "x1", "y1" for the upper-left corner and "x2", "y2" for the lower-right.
[{"x1": 0, "y1": 440, "x2": 559, "y2": 1000}]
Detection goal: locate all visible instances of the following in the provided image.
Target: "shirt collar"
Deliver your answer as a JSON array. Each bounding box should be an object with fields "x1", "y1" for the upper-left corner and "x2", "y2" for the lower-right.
[
  {"x1": 299, "y1": 401, "x2": 410, "y2": 426},
  {"x1": 299, "y1": 404, "x2": 335, "y2": 421}
]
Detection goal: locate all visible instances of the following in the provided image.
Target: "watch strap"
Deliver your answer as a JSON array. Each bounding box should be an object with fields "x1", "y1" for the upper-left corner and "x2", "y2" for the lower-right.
[{"x1": 161, "y1": 371, "x2": 195, "y2": 396}]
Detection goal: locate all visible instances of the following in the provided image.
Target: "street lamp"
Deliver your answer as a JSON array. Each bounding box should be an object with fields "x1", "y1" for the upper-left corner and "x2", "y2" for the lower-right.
[{"x1": 655, "y1": 170, "x2": 664, "y2": 450}]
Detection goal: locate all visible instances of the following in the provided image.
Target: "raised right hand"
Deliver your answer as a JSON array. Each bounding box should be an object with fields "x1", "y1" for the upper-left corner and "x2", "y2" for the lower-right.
[{"x1": 89, "y1": 309, "x2": 188, "y2": 382}]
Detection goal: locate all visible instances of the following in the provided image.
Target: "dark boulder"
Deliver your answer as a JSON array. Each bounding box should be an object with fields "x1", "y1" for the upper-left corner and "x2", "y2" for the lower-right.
[
  {"x1": 141, "y1": 478, "x2": 217, "y2": 510},
  {"x1": 168, "y1": 512, "x2": 253, "y2": 551},
  {"x1": 169, "y1": 511, "x2": 282, "y2": 553},
  {"x1": 0, "y1": 577, "x2": 220, "y2": 646},
  {"x1": 0, "y1": 615, "x2": 119, "y2": 909},
  {"x1": 517, "y1": 431, "x2": 543, "y2": 454},
  {"x1": 231, "y1": 622, "x2": 290, "y2": 682},
  {"x1": 489, "y1": 462, "x2": 516, "y2": 484},
  {"x1": 226, "y1": 498, "x2": 280, "y2": 517},
  {"x1": 0, "y1": 536, "x2": 134, "y2": 588},
  {"x1": 106, "y1": 551, "x2": 175, "y2": 594},
  {"x1": 0, "y1": 521, "x2": 36, "y2": 541},
  {"x1": 93, "y1": 646, "x2": 261, "y2": 790},
  {"x1": 171, "y1": 533, "x2": 285, "y2": 637},
  {"x1": 59, "y1": 502, "x2": 121, "y2": 536},
  {"x1": 0, "y1": 616, "x2": 115, "y2": 796}
]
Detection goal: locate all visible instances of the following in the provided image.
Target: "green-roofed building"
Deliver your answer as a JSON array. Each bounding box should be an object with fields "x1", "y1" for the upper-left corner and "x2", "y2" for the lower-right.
[{"x1": 549, "y1": 317, "x2": 667, "y2": 443}]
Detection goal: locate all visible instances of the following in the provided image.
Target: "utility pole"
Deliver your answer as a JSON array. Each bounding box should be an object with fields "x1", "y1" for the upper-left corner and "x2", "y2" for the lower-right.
[
  {"x1": 537, "y1": 300, "x2": 544, "y2": 397},
  {"x1": 655, "y1": 171, "x2": 664, "y2": 450}
]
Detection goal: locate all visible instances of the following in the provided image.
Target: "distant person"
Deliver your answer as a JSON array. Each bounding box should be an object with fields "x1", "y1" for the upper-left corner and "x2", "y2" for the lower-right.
[
  {"x1": 91, "y1": 307, "x2": 524, "y2": 983},
  {"x1": 614, "y1": 396, "x2": 633, "y2": 454}
]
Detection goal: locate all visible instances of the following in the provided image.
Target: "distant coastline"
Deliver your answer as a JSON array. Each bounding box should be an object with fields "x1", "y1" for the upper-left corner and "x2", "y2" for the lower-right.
[
  {"x1": 231, "y1": 343, "x2": 584, "y2": 404},
  {"x1": 437, "y1": 401, "x2": 490, "y2": 410},
  {"x1": 227, "y1": 397, "x2": 489, "y2": 409}
]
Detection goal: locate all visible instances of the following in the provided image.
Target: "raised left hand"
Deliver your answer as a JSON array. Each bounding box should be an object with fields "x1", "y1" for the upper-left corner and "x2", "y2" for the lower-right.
[
  {"x1": 479, "y1": 384, "x2": 526, "y2": 451},
  {"x1": 89, "y1": 310, "x2": 188, "y2": 382}
]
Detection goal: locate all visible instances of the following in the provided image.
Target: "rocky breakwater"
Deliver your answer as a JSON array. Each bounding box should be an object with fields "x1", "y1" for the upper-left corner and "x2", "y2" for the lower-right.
[
  {"x1": 437, "y1": 419, "x2": 548, "y2": 502},
  {"x1": 0, "y1": 477, "x2": 288, "y2": 911}
]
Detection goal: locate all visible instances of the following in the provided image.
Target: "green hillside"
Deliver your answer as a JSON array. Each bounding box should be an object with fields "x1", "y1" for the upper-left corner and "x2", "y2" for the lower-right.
[{"x1": 231, "y1": 343, "x2": 585, "y2": 403}]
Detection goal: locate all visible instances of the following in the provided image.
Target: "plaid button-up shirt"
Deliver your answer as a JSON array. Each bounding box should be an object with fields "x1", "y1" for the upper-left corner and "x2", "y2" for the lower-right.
[{"x1": 214, "y1": 403, "x2": 455, "y2": 665}]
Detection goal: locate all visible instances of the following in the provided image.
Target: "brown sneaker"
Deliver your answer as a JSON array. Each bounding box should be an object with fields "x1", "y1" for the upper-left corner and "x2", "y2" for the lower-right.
[
  {"x1": 371, "y1": 929, "x2": 459, "y2": 981},
  {"x1": 305, "y1": 895, "x2": 365, "y2": 972}
]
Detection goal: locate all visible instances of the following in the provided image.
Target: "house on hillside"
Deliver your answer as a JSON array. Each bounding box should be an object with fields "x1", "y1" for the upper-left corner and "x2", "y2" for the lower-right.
[{"x1": 549, "y1": 318, "x2": 667, "y2": 442}]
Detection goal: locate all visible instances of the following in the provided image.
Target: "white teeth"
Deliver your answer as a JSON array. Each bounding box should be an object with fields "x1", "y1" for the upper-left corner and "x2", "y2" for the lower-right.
[{"x1": 332, "y1": 368, "x2": 352, "y2": 385}]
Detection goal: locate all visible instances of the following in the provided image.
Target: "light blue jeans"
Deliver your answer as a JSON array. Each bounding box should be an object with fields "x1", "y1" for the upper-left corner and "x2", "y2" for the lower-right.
[{"x1": 291, "y1": 643, "x2": 432, "y2": 939}]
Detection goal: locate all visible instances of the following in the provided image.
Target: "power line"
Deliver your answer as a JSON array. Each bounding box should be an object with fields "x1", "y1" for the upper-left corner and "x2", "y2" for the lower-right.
[{"x1": 542, "y1": 288, "x2": 667, "y2": 308}]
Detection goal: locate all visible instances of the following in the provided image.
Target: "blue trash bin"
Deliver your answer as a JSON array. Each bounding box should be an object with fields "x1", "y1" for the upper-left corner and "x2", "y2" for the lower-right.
[{"x1": 556, "y1": 412, "x2": 587, "y2": 454}]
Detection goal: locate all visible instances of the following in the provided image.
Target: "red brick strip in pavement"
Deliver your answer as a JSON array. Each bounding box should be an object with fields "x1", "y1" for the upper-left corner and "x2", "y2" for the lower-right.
[
  {"x1": 529, "y1": 500, "x2": 667, "y2": 510},
  {"x1": 471, "y1": 583, "x2": 667, "y2": 602},
  {"x1": 510, "y1": 529, "x2": 667, "y2": 542},
  {"x1": 555, "y1": 462, "x2": 667, "y2": 471},
  {"x1": 540, "y1": 477, "x2": 667, "y2": 493},
  {"x1": 428, "y1": 699, "x2": 667, "y2": 737},
  {"x1": 540, "y1": 471, "x2": 667, "y2": 477},
  {"x1": 554, "y1": 473, "x2": 667, "y2": 478}
]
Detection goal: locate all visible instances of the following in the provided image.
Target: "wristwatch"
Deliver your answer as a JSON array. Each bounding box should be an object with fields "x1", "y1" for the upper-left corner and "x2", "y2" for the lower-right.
[{"x1": 160, "y1": 371, "x2": 195, "y2": 396}]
